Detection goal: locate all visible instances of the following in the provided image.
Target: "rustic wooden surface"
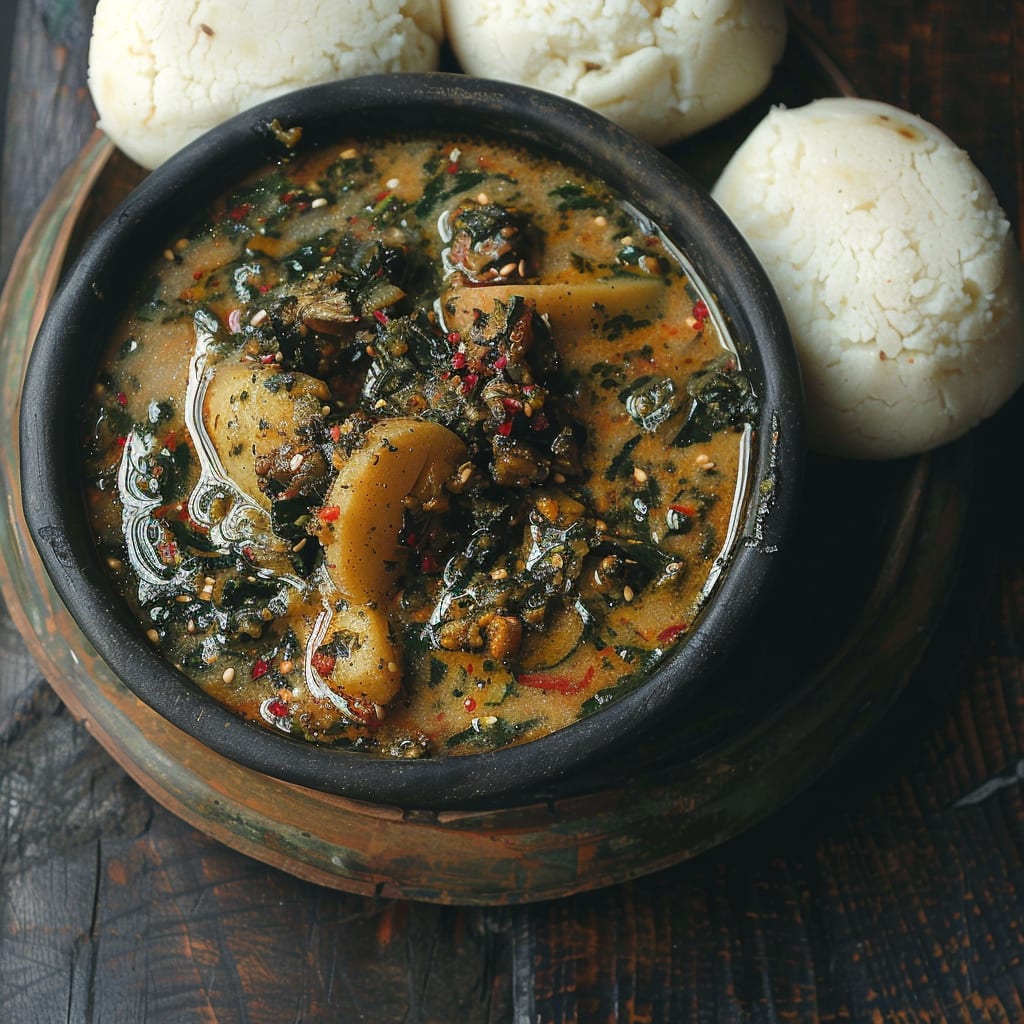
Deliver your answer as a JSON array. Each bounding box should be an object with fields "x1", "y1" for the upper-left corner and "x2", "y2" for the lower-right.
[{"x1": 1, "y1": 0, "x2": 1022, "y2": 1021}]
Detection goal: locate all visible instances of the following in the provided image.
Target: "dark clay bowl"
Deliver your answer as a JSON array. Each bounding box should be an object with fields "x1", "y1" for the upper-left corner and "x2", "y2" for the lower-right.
[{"x1": 21, "y1": 74, "x2": 803, "y2": 809}]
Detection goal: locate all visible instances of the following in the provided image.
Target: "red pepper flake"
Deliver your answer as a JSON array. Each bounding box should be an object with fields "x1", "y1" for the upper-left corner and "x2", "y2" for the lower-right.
[
  {"x1": 251, "y1": 658, "x2": 270, "y2": 680},
  {"x1": 657, "y1": 623, "x2": 689, "y2": 645},
  {"x1": 493, "y1": 354, "x2": 508, "y2": 369},
  {"x1": 311, "y1": 651, "x2": 335, "y2": 677},
  {"x1": 229, "y1": 203, "x2": 252, "y2": 221},
  {"x1": 116, "y1": 392, "x2": 128, "y2": 407},
  {"x1": 259, "y1": 284, "x2": 270, "y2": 294},
  {"x1": 266, "y1": 697, "x2": 290, "y2": 717},
  {"x1": 692, "y1": 299, "x2": 709, "y2": 325},
  {"x1": 447, "y1": 331, "x2": 461, "y2": 345},
  {"x1": 116, "y1": 436, "x2": 127, "y2": 449},
  {"x1": 461, "y1": 372, "x2": 479, "y2": 394},
  {"x1": 669, "y1": 503, "x2": 697, "y2": 517},
  {"x1": 519, "y1": 664, "x2": 596, "y2": 695},
  {"x1": 155, "y1": 539, "x2": 178, "y2": 565},
  {"x1": 192, "y1": 269, "x2": 205, "y2": 282},
  {"x1": 259, "y1": 353, "x2": 277, "y2": 364},
  {"x1": 451, "y1": 351, "x2": 467, "y2": 370},
  {"x1": 280, "y1": 191, "x2": 295, "y2": 203},
  {"x1": 242, "y1": 545, "x2": 255, "y2": 561},
  {"x1": 463, "y1": 697, "x2": 477, "y2": 712},
  {"x1": 372, "y1": 309, "x2": 389, "y2": 325},
  {"x1": 446, "y1": 162, "x2": 459, "y2": 174},
  {"x1": 496, "y1": 420, "x2": 514, "y2": 437},
  {"x1": 318, "y1": 505, "x2": 341, "y2": 522},
  {"x1": 501, "y1": 397, "x2": 523, "y2": 413},
  {"x1": 329, "y1": 424, "x2": 342, "y2": 443}
]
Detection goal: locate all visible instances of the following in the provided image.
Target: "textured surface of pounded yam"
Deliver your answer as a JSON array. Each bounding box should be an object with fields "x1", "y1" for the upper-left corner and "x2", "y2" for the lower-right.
[
  {"x1": 712, "y1": 97, "x2": 1024, "y2": 458},
  {"x1": 88, "y1": 0, "x2": 444, "y2": 169},
  {"x1": 442, "y1": 0, "x2": 786, "y2": 146}
]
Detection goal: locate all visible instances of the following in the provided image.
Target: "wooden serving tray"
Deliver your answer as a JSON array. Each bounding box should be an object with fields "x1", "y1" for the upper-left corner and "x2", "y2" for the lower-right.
[{"x1": 0, "y1": 23, "x2": 974, "y2": 904}]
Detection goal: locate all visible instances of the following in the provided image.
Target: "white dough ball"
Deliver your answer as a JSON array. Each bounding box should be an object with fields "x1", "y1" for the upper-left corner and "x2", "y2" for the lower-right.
[
  {"x1": 442, "y1": 0, "x2": 786, "y2": 147},
  {"x1": 88, "y1": 0, "x2": 444, "y2": 170},
  {"x1": 712, "y1": 97, "x2": 1024, "y2": 459}
]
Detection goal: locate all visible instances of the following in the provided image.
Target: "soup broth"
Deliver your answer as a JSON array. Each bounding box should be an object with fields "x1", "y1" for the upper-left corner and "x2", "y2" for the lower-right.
[{"x1": 83, "y1": 132, "x2": 756, "y2": 756}]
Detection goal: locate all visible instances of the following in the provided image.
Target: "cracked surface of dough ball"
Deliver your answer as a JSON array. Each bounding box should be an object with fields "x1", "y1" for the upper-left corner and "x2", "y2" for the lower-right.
[
  {"x1": 88, "y1": 0, "x2": 444, "y2": 170},
  {"x1": 441, "y1": 0, "x2": 786, "y2": 147},
  {"x1": 712, "y1": 97, "x2": 1024, "y2": 458}
]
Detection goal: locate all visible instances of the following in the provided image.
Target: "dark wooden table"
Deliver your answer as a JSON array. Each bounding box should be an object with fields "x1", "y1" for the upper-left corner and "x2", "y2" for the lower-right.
[{"x1": 2, "y1": 1, "x2": 1022, "y2": 1020}]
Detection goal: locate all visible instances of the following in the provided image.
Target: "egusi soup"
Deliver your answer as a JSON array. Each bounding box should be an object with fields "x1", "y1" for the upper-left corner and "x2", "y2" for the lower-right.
[{"x1": 83, "y1": 133, "x2": 757, "y2": 757}]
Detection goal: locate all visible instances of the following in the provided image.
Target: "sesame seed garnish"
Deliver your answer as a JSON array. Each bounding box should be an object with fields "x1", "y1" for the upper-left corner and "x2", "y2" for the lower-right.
[
  {"x1": 620, "y1": 236, "x2": 634, "y2": 246},
  {"x1": 222, "y1": 667, "x2": 236, "y2": 684},
  {"x1": 291, "y1": 538, "x2": 307, "y2": 553},
  {"x1": 289, "y1": 452, "x2": 305, "y2": 471},
  {"x1": 623, "y1": 586, "x2": 635, "y2": 602},
  {"x1": 633, "y1": 467, "x2": 648, "y2": 484},
  {"x1": 107, "y1": 557, "x2": 123, "y2": 571},
  {"x1": 163, "y1": 249, "x2": 175, "y2": 262},
  {"x1": 594, "y1": 215, "x2": 607, "y2": 227},
  {"x1": 385, "y1": 177, "x2": 400, "y2": 190},
  {"x1": 279, "y1": 660, "x2": 293, "y2": 674},
  {"x1": 476, "y1": 192, "x2": 490, "y2": 205},
  {"x1": 250, "y1": 309, "x2": 269, "y2": 327},
  {"x1": 340, "y1": 147, "x2": 358, "y2": 159},
  {"x1": 387, "y1": 661, "x2": 399, "y2": 673},
  {"x1": 175, "y1": 238, "x2": 189, "y2": 251},
  {"x1": 145, "y1": 628, "x2": 160, "y2": 644},
  {"x1": 311, "y1": 196, "x2": 328, "y2": 209}
]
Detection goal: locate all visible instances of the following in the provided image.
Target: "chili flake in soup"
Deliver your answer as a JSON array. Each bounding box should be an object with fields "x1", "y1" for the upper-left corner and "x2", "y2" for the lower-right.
[{"x1": 83, "y1": 134, "x2": 757, "y2": 757}]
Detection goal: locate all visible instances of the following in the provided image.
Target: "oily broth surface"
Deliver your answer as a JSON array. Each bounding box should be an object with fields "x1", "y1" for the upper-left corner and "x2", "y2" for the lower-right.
[{"x1": 83, "y1": 133, "x2": 753, "y2": 757}]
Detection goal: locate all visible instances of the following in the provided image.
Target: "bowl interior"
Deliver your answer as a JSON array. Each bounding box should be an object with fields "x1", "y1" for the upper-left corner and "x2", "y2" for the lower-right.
[{"x1": 20, "y1": 73, "x2": 803, "y2": 808}]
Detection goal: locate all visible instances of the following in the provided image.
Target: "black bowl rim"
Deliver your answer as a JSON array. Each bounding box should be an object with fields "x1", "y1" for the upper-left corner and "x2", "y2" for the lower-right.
[{"x1": 20, "y1": 72, "x2": 804, "y2": 809}]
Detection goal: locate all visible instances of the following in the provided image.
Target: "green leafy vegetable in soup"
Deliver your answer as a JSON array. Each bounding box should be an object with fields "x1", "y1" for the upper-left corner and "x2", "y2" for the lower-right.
[{"x1": 83, "y1": 133, "x2": 756, "y2": 756}]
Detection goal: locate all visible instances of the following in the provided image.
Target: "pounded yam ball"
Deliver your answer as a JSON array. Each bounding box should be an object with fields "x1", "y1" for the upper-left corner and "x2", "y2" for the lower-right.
[
  {"x1": 88, "y1": 0, "x2": 444, "y2": 170},
  {"x1": 712, "y1": 97, "x2": 1024, "y2": 459},
  {"x1": 441, "y1": 0, "x2": 786, "y2": 147}
]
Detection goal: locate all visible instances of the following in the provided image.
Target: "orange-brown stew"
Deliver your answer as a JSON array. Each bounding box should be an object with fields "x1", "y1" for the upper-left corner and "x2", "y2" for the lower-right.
[{"x1": 83, "y1": 133, "x2": 755, "y2": 756}]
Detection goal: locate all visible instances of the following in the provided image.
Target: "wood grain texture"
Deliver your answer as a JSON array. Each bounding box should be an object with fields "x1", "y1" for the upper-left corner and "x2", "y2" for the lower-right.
[{"x1": 1, "y1": 0, "x2": 1023, "y2": 1020}]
